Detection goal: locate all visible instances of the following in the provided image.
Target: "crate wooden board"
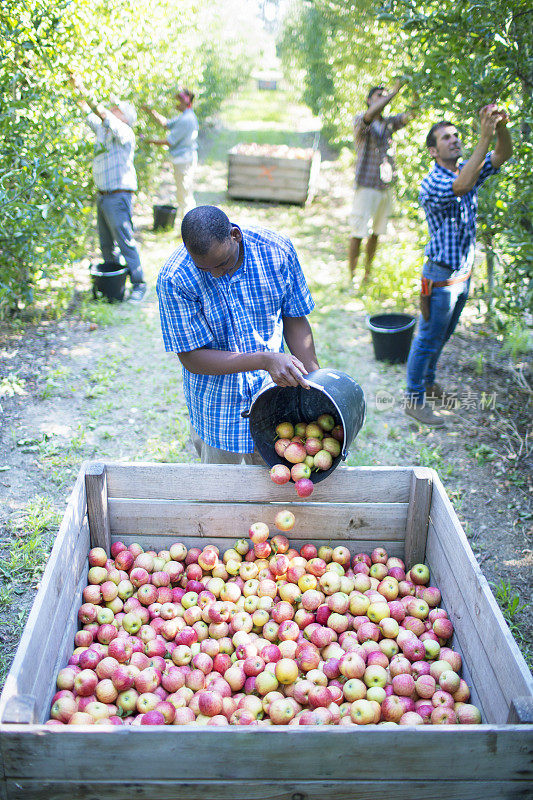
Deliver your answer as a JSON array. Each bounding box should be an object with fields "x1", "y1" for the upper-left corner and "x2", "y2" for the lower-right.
[
  {"x1": 5, "y1": 779, "x2": 533, "y2": 800},
  {"x1": 227, "y1": 149, "x2": 321, "y2": 204},
  {"x1": 0, "y1": 462, "x2": 531, "y2": 800}
]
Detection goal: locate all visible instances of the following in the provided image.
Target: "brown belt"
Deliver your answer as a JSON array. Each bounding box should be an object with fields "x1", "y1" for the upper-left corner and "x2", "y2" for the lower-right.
[
  {"x1": 420, "y1": 271, "x2": 471, "y2": 322},
  {"x1": 98, "y1": 189, "x2": 134, "y2": 195},
  {"x1": 431, "y1": 270, "x2": 471, "y2": 288}
]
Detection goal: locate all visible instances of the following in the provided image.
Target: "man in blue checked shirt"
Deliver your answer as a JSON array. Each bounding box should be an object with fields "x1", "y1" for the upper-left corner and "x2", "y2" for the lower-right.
[
  {"x1": 405, "y1": 104, "x2": 512, "y2": 427},
  {"x1": 70, "y1": 75, "x2": 148, "y2": 303},
  {"x1": 157, "y1": 205, "x2": 320, "y2": 463}
]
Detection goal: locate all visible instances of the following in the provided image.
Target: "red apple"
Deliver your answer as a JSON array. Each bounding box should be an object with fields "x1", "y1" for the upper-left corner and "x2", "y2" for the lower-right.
[{"x1": 270, "y1": 464, "x2": 291, "y2": 485}]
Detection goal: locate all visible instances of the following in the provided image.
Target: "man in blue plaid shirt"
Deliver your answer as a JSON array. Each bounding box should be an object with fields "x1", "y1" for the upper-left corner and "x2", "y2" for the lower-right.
[
  {"x1": 405, "y1": 104, "x2": 512, "y2": 427},
  {"x1": 157, "y1": 205, "x2": 319, "y2": 462}
]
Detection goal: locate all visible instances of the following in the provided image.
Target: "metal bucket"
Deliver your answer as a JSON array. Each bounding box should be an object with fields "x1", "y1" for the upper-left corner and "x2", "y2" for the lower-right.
[{"x1": 245, "y1": 368, "x2": 366, "y2": 483}]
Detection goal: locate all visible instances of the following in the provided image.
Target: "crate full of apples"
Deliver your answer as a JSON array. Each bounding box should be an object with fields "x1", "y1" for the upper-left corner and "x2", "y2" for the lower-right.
[
  {"x1": 269, "y1": 414, "x2": 343, "y2": 497},
  {"x1": 47, "y1": 513, "x2": 480, "y2": 728}
]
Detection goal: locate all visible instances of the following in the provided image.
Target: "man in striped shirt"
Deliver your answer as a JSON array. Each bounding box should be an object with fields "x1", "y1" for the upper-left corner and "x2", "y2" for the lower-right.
[
  {"x1": 157, "y1": 205, "x2": 319, "y2": 462},
  {"x1": 405, "y1": 104, "x2": 512, "y2": 426},
  {"x1": 70, "y1": 75, "x2": 147, "y2": 303}
]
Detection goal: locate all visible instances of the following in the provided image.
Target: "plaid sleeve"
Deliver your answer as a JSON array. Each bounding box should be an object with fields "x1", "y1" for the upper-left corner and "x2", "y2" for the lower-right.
[
  {"x1": 391, "y1": 112, "x2": 407, "y2": 131},
  {"x1": 280, "y1": 243, "x2": 315, "y2": 318},
  {"x1": 419, "y1": 170, "x2": 456, "y2": 210},
  {"x1": 474, "y1": 152, "x2": 500, "y2": 188},
  {"x1": 103, "y1": 113, "x2": 133, "y2": 145},
  {"x1": 157, "y1": 274, "x2": 214, "y2": 354},
  {"x1": 86, "y1": 113, "x2": 101, "y2": 133},
  {"x1": 353, "y1": 112, "x2": 370, "y2": 142}
]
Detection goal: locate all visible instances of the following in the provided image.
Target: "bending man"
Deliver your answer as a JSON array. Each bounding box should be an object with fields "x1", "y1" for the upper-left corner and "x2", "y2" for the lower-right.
[{"x1": 157, "y1": 205, "x2": 319, "y2": 464}]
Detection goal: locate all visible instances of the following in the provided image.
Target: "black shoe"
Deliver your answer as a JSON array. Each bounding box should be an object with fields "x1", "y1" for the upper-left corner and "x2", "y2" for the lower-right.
[{"x1": 129, "y1": 283, "x2": 148, "y2": 303}]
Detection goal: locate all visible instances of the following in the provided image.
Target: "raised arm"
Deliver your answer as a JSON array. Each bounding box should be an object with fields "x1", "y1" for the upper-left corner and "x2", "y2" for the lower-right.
[
  {"x1": 491, "y1": 114, "x2": 512, "y2": 169},
  {"x1": 69, "y1": 74, "x2": 106, "y2": 120},
  {"x1": 141, "y1": 104, "x2": 168, "y2": 128},
  {"x1": 363, "y1": 79, "x2": 404, "y2": 125},
  {"x1": 453, "y1": 105, "x2": 508, "y2": 196}
]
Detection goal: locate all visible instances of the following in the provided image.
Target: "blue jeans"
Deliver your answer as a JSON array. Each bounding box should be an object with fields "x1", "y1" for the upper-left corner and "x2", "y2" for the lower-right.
[
  {"x1": 96, "y1": 192, "x2": 144, "y2": 284},
  {"x1": 406, "y1": 278, "x2": 470, "y2": 403}
]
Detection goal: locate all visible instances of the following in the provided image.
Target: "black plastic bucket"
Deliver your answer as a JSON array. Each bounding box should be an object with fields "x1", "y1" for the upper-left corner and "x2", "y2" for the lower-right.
[
  {"x1": 366, "y1": 313, "x2": 416, "y2": 364},
  {"x1": 90, "y1": 263, "x2": 128, "y2": 303},
  {"x1": 246, "y1": 368, "x2": 366, "y2": 483},
  {"x1": 153, "y1": 204, "x2": 177, "y2": 231}
]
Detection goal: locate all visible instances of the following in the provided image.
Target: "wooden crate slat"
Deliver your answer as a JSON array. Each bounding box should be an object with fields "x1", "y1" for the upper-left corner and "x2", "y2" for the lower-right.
[
  {"x1": 403, "y1": 467, "x2": 433, "y2": 567},
  {"x1": 38, "y1": 565, "x2": 90, "y2": 724},
  {"x1": 428, "y1": 478, "x2": 533, "y2": 713},
  {"x1": 427, "y1": 529, "x2": 509, "y2": 723},
  {"x1": 84, "y1": 462, "x2": 111, "y2": 551},
  {"x1": 228, "y1": 167, "x2": 312, "y2": 183},
  {"x1": 113, "y1": 534, "x2": 405, "y2": 558},
  {"x1": 1, "y1": 728, "x2": 532, "y2": 782},
  {"x1": 0, "y1": 470, "x2": 88, "y2": 722},
  {"x1": 228, "y1": 188, "x2": 310, "y2": 202},
  {"x1": 228, "y1": 154, "x2": 313, "y2": 170},
  {"x1": 104, "y1": 464, "x2": 413, "y2": 503},
  {"x1": 5, "y1": 779, "x2": 533, "y2": 800},
  {"x1": 107, "y1": 499, "x2": 408, "y2": 539}
]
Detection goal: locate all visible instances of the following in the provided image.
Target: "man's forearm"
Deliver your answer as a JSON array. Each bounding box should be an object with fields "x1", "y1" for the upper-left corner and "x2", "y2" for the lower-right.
[
  {"x1": 283, "y1": 317, "x2": 319, "y2": 373},
  {"x1": 363, "y1": 92, "x2": 395, "y2": 125},
  {"x1": 178, "y1": 348, "x2": 266, "y2": 375},
  {"x1": 452, "y1": 135, "x2": 492, "y2": 196},
  {"x1": 144, "y1": 107, "x2": 167, "y2": 128},
  {"x1": 492, "y1": 125, "x2": 512, "y2": 168}
]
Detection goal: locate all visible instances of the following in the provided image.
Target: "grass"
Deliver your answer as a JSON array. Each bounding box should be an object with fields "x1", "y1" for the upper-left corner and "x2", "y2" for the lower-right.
[
  {"x1": 0, "y1": 497, "x2": 61, "y2": 685},
  {"x1": 492, "y1": 579, "x2": 532, "y2": 668}
]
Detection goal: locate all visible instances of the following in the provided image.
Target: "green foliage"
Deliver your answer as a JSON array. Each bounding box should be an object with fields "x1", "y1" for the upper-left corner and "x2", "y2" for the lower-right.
[
  {"x1": 279, "y1": 0, "x2": 533, "y2": 324},
  {"x1": 492, "y1": 578, "x2": 531, "y2": 665},
  {"x1": 379, "y1": 0, "x2": 533, "y2": 322},
  {"x1": 0, "y1": 0, "x2": 264, "y2": 320}
]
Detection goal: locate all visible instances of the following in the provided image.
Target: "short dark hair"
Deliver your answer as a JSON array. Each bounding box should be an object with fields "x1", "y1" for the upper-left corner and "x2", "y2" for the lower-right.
[
  {"x1": 367, "y1": 86, "x2": 385, "y2": 102},
  {"x1": 426, "y1": 121, "x2": 455, "y2": 149},
  {"x1": 181, "y1": 206, "x2": 232, "y2": 255}
]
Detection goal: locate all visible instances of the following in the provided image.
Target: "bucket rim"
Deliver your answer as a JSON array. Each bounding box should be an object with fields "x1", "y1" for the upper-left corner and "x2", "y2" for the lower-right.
[
  {"x1": 153, "y1": 204, "x2": 178, "y2": 212},
  {"x1": 91, "y1": 266, "x2": 129, "y2": 278},
  {"x1": 365, "y1": 313, "x2": 416, "y2": 334}
]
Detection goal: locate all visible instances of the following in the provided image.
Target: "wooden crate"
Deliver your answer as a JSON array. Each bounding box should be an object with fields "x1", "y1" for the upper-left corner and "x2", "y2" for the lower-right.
[
  {"x1": 227, "y1": 146, "x2": 321, "y2": 205},
  {"x1": 0, "y1": 462, "x2": 532, "y2": 800}
]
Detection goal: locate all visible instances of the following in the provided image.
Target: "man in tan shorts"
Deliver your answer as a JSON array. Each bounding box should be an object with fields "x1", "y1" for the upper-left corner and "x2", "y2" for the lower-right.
[{"x1": 348, "y1": 81, "x2": 416, "y2": 286}]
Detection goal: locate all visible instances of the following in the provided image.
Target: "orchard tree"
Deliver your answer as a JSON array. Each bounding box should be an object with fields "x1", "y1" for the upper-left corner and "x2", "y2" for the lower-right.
[{"x1": 0, "y1": 0, "x2": 263, "y2": 319}]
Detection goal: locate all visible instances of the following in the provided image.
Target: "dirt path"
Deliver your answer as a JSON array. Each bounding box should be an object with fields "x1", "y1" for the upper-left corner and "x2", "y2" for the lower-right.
[{"x1": 0, "y1": 87, "x2": 531, "y2": 686}]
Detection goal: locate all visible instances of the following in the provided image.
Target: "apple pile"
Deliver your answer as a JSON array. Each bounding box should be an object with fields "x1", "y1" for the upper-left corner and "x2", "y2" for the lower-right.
[
  {"x1": 46, "y1": 515, "x2": 481, "y2": 728},
  {"x1": 270, "y1": 414, "x2": 344, "y2": 497}
]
